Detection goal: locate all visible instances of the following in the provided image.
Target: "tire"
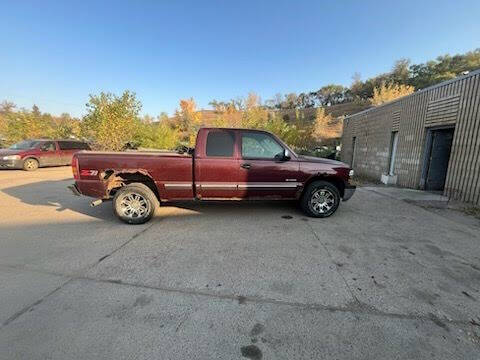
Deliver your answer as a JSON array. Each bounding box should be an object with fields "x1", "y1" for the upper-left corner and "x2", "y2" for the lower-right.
[
  {"x1": 300, "y1": 180, "x2": 340, "y2": 218},
  {"x1": 23, "y1": 158, "x2": 39, "y2": 171},
  {"x1": 113, "y1": 183, "x2": 159, "y2": 224}
]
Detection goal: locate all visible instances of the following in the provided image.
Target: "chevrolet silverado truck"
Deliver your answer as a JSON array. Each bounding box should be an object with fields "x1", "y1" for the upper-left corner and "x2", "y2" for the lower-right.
[{"x1": 69, "y1": 128, "x2": 355, "y2": 224}]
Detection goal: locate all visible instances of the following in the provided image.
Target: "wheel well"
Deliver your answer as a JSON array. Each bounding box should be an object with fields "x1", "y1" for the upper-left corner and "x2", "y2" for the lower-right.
[
  {"x1": 302, "y1": 176, "x2": 345, "y2": 198},
  {"x1": 105, "y1": 171, "x2": 160, "y2": 201},
  {"x1": 23, "y1": 157, "x2": 39, "y2": 163}
]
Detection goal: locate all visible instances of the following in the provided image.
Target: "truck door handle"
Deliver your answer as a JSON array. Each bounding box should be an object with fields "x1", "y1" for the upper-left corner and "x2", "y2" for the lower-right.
[{"x1": 240, "y1": 163, "x2": 251, "y2": 169}]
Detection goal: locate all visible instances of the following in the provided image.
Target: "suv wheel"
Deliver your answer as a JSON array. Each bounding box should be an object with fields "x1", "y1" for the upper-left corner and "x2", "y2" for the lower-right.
[
  {"x1": 300, "y1": 180, "x2": 340, "y2": 218},
  {"x1": 113, "y1": 183, "x2": 159, "y2": 224},
  {"x1": 23, "y1": 158, "x2": 39, "y2": 171}
]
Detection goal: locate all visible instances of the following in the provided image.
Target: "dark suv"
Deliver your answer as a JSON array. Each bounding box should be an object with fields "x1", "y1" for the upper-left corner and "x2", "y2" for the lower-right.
[{"x1": 0, "y1": 139, "x2": 90, "y2": 171}]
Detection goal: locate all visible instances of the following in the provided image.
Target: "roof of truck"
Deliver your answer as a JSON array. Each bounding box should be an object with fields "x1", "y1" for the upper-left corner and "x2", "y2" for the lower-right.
[{"x1": 200, "y1": 127, "x2": 273, "y2": 134}]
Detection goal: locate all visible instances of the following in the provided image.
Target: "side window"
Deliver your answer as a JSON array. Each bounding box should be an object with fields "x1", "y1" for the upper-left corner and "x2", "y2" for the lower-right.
[
  {"x1": 41, "y1": 141, "x2": 56, "y2": 151},
  {"x1": 59, "y1": 141, "x2": 90, "y2": 150},
  {"x1": 206, "y1": 131, "x2": 235, "y2": 157},
  {"x1": 241, "y1": 132, "x2": 284, "y2": 159},
  {"x1": 58, "y1": 141, "x2": 69, "y2": 150},
  {"x1": 67, "y1": 142, "x2": 81, "y2": 150}
]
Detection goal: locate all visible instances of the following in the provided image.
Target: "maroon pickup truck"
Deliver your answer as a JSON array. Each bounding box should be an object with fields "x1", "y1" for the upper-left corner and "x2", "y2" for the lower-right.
[{"x1": 69, "y1": 128, "x2": 355, "y2": 224}]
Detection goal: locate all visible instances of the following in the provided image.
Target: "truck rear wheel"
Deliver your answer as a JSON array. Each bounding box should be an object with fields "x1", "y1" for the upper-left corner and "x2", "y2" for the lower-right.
[
  {"x1": 113, "y1": 183, "x2": 159, "y2": 224},
  {"x1": 300, "y1": 180, "x2": 340, "y2": 218}
]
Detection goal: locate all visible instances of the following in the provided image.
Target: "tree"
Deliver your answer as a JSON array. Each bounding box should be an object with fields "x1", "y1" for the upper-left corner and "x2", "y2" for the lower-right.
[
  {"x1": 245, "y1": 92, "x2": 261, "y2": 110},
  {"x1": 391, "y1": 59, "x2": 411, "y2": 84},
  {"x1": 371, "y1": 82, "x2": 414, "y2": 106},
  {"x1": 0, "y1": 101, "x2": 16, "y2": 114},
  {"x1": 312, "y1": 108, "x2": 342, "y2": 142},
  {"x1": 157, "y1": 112, "x2": 169, "y2": 122},
  {"x1": 0, "y1": 101, "x2": 15, "y2": 137},
  {"x1": 82, "y1": 91, "x2": 141, "y2": 150},
  {"x1": 134, "y1": 120, "x2": 181, "y2": 150},
  {"x1": 312, "y1": 84, "x2": 350, "y2": 106},
  {"x1": 174, "y1": 98, "x2": 203, "y2": 146},
  {"x1": 296, "y1": 92, "x2": 315, "y2": 108},
  {"x1": 2, "y1": 109, "x2": 54, "y2": 143},
  {"x1": 32, "y1": 104, "x2": 41, "y2": 117},
  {"x1": 53, "y1": 113, "x2": 81, "y2": 139},
  {"x1": 350, "y1": 72, "x2": 367, "y2": 99},
  {"x1": 283, "y1": 93, "x2": 298, "y2": 109}
]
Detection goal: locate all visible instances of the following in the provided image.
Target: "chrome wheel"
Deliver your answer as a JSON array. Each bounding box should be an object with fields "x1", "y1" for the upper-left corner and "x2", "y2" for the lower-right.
[
  {"x1": 310, "y1": 188, "x2": 335, "y2": 214},
  {"x1": 118, "y1": 193, "x2": 149, "y2": 219}
]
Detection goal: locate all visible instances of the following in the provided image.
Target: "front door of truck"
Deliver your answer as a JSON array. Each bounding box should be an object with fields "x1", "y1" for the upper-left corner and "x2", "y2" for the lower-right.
[
  {"x1": 237, "y1": 131, "x2": 300, "y2": 199},
  {"x1": 195, "y1": 129, "x2": 239, "y2": 199}
]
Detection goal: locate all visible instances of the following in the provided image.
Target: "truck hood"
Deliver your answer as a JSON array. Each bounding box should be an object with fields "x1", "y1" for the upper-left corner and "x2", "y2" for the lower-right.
[
  {"x1": 297, "y1": 155, "x2": 348, "y2": 167},
  {"x1": 0, "y1": 149, "x2": 23, "y2": 156}
]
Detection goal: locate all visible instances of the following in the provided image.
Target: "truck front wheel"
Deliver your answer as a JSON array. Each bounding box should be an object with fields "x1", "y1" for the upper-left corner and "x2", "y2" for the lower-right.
[
  {"x1": 300, "y1": 180, "x2": 340, "y2": 218},
  {"x1": 113, "y1": 183, "x2": 159, "y2": 224}
]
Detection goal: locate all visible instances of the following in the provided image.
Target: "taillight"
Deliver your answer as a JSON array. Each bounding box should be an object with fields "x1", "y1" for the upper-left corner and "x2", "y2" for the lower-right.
[{"x1": 72, "y1": 155, "x2": 79, "y2": 180}]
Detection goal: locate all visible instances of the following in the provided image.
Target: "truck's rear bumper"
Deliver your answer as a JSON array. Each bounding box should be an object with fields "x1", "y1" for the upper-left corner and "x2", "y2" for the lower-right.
[{"x1": 342, "y1": 185, "x2": 356, "y2": 201}]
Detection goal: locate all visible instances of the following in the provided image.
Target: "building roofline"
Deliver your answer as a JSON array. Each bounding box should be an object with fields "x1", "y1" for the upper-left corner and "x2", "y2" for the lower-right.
[{"x1": 345, "y1": 68, "x2": 480, "y2": 119}]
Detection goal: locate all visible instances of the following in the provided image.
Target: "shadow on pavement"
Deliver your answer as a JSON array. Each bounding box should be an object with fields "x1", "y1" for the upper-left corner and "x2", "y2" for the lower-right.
[
  {"x1": 2, "y1": 178, "x2": 115, "y2": 221},
  {"x1": 2, "y1": 178, "x2": 303, "y2": 222}
]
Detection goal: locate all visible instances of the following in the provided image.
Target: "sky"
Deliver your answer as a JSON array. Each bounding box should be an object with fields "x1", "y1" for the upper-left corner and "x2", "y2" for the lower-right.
[{"x1": 1, "y1": 0, "x2": 479, "y2": 118}]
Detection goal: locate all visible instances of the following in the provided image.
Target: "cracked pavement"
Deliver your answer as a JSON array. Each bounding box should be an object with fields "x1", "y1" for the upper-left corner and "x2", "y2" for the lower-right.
[{"x1": 0, "y1": 168, "x2": 479, "y2": 359}]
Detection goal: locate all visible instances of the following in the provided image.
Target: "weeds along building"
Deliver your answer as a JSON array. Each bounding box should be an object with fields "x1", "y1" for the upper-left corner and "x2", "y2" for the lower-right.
[{"x1": 341, "y1": 69, "x2": 480, "y2": 206}]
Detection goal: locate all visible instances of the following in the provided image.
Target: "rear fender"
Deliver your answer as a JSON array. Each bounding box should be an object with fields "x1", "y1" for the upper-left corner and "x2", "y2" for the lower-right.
[{"x1": 101, "y1": 169, "x2": 160, "y2": 200}]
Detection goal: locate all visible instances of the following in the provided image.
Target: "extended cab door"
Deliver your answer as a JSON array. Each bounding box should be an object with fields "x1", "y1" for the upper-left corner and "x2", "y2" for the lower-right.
[
  {"x1": 237, "y1": 131, "x2": 300, "y2": 199},
  {"x1": 195, "y1": 129, "x2": 239, "y2": 199}
]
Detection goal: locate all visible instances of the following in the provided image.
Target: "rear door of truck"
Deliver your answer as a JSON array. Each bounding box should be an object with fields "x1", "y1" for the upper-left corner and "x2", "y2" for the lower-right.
[{"x1": 194, "y1": 129, "x2": 239, "y2": 199}]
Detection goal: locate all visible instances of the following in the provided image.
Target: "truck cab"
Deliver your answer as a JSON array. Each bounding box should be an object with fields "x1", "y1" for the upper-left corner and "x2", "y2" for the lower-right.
[{"x1": 194, "y1": 128, "x2": 300, "y2": 200}]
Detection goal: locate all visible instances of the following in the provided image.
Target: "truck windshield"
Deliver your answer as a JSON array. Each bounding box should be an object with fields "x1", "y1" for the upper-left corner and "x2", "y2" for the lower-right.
[{"x1": 9, "y1": 140, "x2": 41, "y2": 150}]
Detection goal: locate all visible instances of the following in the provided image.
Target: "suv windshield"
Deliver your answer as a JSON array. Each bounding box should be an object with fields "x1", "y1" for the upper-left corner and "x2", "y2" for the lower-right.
[{"x1": 9, "y1": 140, "x2": 41, "y2": 150}]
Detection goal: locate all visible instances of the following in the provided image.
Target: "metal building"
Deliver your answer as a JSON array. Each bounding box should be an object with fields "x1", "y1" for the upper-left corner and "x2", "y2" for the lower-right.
[{"x1": 341, "y1": 69, "x2": 480, "y2": 206}]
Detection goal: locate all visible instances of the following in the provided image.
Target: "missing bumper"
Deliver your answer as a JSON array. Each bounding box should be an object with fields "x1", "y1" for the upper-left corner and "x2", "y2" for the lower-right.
[
  {"x1": 67, "y1": 184, "x2": 81, "y2": 196},
  {"x1": 343, "y1": 185, "x2": 356, "y2": 201}
]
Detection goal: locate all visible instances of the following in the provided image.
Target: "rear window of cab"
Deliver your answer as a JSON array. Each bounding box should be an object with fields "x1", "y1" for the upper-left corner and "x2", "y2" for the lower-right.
[{"x1": 206, "y1": 131, "x2": 235, "y2": 157}]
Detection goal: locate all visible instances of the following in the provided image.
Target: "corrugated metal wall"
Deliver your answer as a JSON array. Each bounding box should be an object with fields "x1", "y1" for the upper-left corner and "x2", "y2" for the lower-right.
[{"x1": 342, "y1": 70, "x2": 480, "y2": 206}]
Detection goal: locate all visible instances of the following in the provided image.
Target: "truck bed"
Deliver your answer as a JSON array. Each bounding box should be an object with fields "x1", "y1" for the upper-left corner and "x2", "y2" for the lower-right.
[{"x1": 74, "y1": 150, "x2": 194, "y2": 200}]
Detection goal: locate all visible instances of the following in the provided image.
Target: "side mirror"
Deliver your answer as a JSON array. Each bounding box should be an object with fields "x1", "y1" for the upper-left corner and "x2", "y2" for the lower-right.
[{"x1": 275, "y1": 149, "x2": 291, "y2": 162}]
